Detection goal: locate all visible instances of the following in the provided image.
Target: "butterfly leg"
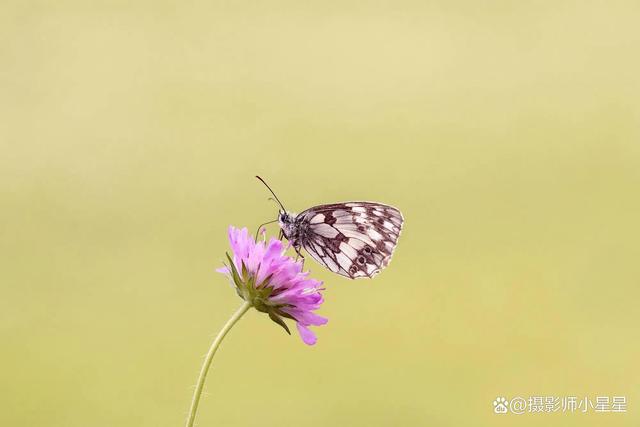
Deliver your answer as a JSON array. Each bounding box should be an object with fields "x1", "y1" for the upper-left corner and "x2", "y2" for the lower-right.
[
  {"x1": 294, "y1": 245, "x2": 305, "y2": 268},
  {"x1": 254, "y1": 219, "x2": 278, "y2": 241}
]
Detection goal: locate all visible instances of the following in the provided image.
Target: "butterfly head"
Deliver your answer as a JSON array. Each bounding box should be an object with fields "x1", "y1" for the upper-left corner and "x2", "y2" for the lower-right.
[
  {"x1": 277, "y1": 210, "x2": 296, "y2": 226},
  {"x1": 277, "y1": 210, "x2": 298, "y2": 241},
  {"x1": 255, "y1": 176, "x2": 299, "y2": 240}
]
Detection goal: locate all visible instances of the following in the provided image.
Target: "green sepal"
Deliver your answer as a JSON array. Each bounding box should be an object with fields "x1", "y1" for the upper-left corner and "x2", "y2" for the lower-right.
[
  {"x1": 268, "y1": 312, "x2": 291, "y2": 335},
  {"x1": 273, "y1": 307, "x2": 297, "y2": 322},
  {"x1": 241, "y1": 260, "x2": 249, "y2": 283},
  {"x1": 259, "y1": 273, "x2": 274, "y2": 289},
  {"x1": 225, "y1": 253, "x2": 243, "y2": 293},
  {"x1": 252, "y1": 297, "x2": 269, "y2": 313}
]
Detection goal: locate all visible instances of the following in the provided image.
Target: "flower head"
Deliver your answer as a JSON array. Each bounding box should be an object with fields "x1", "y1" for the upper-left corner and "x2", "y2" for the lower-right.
[{"x1": 217, "y1": 226, "x2": 327, "y2": 345}]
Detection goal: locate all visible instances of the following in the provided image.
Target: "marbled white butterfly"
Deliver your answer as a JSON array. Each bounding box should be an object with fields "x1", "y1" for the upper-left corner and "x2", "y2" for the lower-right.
[{"x1": 256, "y1": 176, "x2": 404, "y2": 279}]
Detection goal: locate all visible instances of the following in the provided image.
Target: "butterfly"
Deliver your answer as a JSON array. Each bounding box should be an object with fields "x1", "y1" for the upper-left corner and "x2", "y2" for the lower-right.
[{"x1": 256, "y1": 176, "x2": 404, "y2": 279}]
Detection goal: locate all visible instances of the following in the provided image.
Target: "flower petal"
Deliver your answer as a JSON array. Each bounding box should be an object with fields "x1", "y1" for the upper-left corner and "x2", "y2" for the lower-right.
[
  {"x1": 296, "y1": 323, "x2": 318, "y2": 345},
  {"x1": 219, "y1": 225, "x2": 327, "y2": 345}
]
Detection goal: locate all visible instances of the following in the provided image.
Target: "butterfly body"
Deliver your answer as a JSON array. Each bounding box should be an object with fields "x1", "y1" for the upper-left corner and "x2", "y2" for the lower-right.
[
  {"x1": 277, "y1": 211, "x2": 304, "y2": 248},
  {"x1": 277, "y1": 202, "x2": 404, "y2": 279}
]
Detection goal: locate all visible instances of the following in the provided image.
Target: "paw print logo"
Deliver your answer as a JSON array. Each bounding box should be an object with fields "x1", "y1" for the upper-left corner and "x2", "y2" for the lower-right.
[{"x1": 493, "y1": 397, "x2": 509, "y2": 414}]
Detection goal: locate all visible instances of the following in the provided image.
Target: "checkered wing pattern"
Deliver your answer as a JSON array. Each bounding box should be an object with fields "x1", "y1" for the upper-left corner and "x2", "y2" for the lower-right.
[{"x1": 298, "y1": 202, "x2": 403, "y2": 279}]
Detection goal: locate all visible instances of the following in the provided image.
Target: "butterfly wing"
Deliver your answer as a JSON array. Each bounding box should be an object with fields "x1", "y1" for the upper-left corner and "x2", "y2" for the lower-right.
[{"x1": 298, "y1": 202, "x2": 404, "y2": 279}]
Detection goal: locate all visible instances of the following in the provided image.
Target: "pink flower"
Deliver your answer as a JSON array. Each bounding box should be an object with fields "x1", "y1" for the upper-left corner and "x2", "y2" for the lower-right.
[{"x1": 217, "y1": 226, "x2": 327, "y2": 345}]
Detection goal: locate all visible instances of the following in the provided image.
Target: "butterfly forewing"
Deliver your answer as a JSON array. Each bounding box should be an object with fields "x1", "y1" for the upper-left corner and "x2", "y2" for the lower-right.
[{"x1": 297, "y1": 202, "x2": 403, "y2": 279}]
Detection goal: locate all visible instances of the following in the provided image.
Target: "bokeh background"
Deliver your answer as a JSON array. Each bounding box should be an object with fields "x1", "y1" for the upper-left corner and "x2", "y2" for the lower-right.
[{"x1": 2, "y1": 1, "x2": 639, "y2": 426}]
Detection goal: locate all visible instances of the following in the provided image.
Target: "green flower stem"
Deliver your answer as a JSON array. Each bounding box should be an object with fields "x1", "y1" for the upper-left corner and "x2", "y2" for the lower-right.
[{"x1": 185, "y1": 301, "x2": 251, "y2": 427}]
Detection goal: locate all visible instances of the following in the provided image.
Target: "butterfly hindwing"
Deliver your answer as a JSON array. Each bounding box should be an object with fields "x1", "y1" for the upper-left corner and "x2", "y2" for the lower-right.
[{"x1": 298, "y1": 202, "x2": 403, "y2": 279}]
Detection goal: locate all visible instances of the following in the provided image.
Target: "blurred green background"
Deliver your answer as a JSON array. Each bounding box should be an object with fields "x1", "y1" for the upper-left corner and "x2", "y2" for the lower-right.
[{"x1": 1, "y1": 1, "x2": 639, "y2": 426}]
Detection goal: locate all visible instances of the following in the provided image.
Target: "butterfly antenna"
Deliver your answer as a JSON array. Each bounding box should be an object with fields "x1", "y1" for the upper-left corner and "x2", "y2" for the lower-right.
[
  {"x1": 255, "y1": 176, "x2": 286, "y2": 211},
  {"x1": 267, "y1": 197, "x2": 281, "y2": 208}
]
